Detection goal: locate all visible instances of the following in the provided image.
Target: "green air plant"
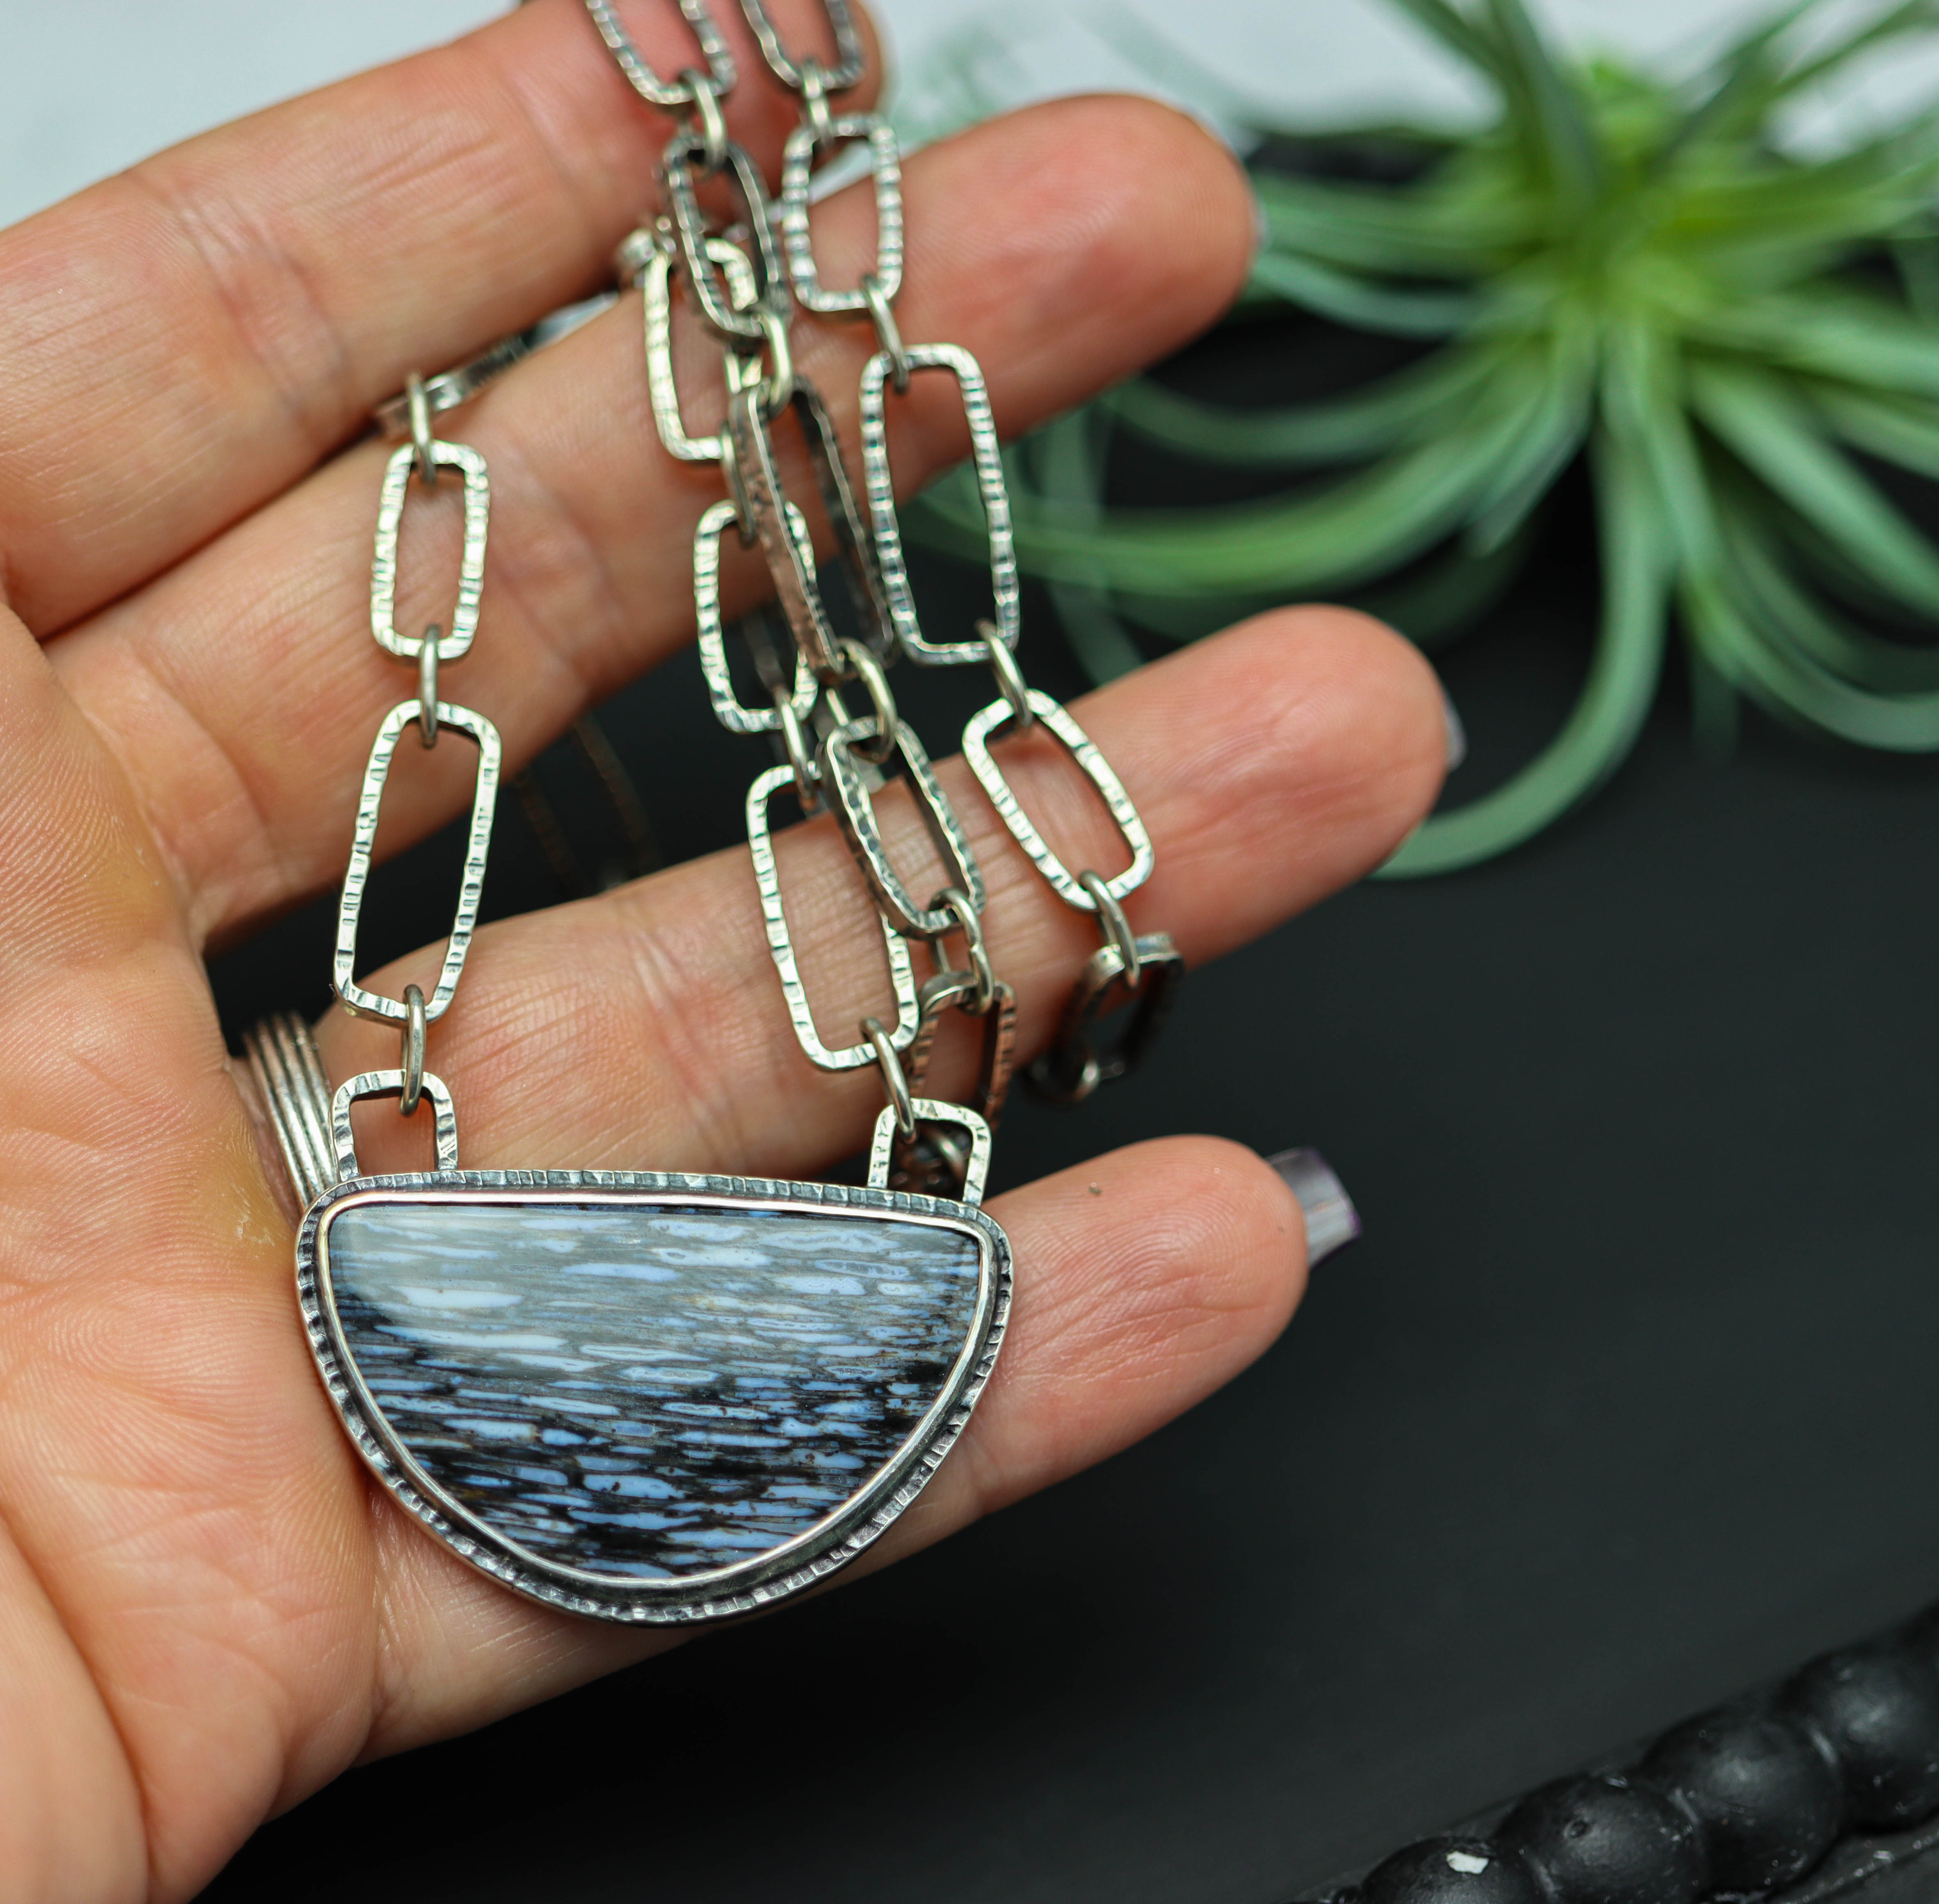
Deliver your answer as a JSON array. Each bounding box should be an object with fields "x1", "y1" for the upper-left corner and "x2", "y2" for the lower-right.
[{"x1": 914, "y1": 0, "x2": 1939, "y2": 875}]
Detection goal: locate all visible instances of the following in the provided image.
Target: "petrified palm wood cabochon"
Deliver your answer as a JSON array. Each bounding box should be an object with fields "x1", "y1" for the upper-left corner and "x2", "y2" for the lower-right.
[{"x1": 298, "y1": 1171, "x2": 1010, "y2": 1622}]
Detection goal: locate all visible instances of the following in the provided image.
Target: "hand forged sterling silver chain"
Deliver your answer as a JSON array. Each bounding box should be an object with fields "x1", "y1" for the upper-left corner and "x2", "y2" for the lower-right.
[
  {"x1": 589, "y1": 0, "x2": 1185, "y2": 1201},
  {"x1": 249, "y1": 0, "x2": 1183, "y2": 1215}
]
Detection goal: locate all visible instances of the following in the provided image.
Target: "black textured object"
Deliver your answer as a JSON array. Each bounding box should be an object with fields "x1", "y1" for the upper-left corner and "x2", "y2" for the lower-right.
[
  {"x1": 1639, "y1": 1705, "x2": 1843, "y2": 1895},
  {"x1": 1498, "y1": 1775, "x2": 1707, "y2": 1904},
  {"x1": 1779, "y1": 1646, "x2": 1939, "y2": 1831},
  {"x1": 1360, "y1": 1838, "x2": 1545, "y2": 1904}
]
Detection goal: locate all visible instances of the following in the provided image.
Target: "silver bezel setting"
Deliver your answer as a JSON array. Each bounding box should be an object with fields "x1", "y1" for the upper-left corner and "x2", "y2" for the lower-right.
[{"x1": 298, "y1": 1167, "x2": 1010, "y2": 1625}]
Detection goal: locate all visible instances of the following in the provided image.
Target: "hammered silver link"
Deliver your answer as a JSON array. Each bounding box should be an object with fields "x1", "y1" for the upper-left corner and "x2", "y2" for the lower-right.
[
  {"x1": 738, "y1": 0, "x2": 866, "y2": 92},
  {"x1": 643, "y1": 235, "x2": 764, "y2": 462},
  {"x1": 819, "y1": 716, "x2": 984, "y2": 939},
  {"x1": 334, "y1": 700, "x2": 502, "y2": 1025},
  {"x1": 333, "y1": 1069, "x2": 460, "y2": 1180},
  {"x1": 962, "y1": 689, "x2": 1153, "y2": 909},
  {"x1": 867, "y1": 1098, "x2": 991, "y2": 1207},
  {"x1": 858, "y1": 345, "x2": 1020, "y2": 664},
  {"x1": 370, "y1": 440, "x2": 490, "y2": 661},
  {"x1": 695, "y1": 498, "x2": 819, "y2": 734},
  {"x1": 583, "y1": 0, "x2": 736, "y2": 111},
  {"x1": 746, "y1": 762, "x2": 919, "y2": 1070},
  {"x1": 779, "y1": 115, "x2": 902, "y2": 315},
  {"x1": 661, "y1": 132, "x2": 785, "y2": 342}
]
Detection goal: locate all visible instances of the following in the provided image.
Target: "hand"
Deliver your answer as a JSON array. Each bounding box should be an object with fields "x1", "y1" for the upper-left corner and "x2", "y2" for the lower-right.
[{"x1": 0, "y1": 2, "x2": 1445, "y2": 1895}]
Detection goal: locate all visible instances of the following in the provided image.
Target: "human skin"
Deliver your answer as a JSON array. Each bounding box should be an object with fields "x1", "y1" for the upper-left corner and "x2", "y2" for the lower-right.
[{"x1": 0, "y1": 1, "x2": 1447, "y2": 1896}]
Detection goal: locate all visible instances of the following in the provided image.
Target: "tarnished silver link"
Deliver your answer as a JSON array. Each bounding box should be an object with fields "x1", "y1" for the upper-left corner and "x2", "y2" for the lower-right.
[
  {"x1": 963, "y1": 687, "x2": 1154, "y2": 909},
  {"x1": 780, "y1": 116, "x2": 902, "y2": 315},
  {"x1": 738, "y1": 0, "x2": 866, "y2": 93},
  {"x1": 819, "y1": 716, "x2": 985, "y2": 938},
  {"x1": 774, "y1": 689, "x2": 821, "y2": 810},
  {"x1": 583, "y1": 0, "x2": 736, "y2": 112},
  {"x1": 1028, "y1": 936, "x2": 1184, "y2": 1106},
  {"x1": 893, "y1": 971, "x2": 1017, "y2": 1193},
  {"x1": 398, "y1": 984, "x2": 428, "y2": 1117},
  {"x1": 859, "y1": 344, "x2": 1019, "y2": 664},
  {"x1": 375, "y1": 296, "x2": 613, "y2": 440},
  {"x1": 727, "y1": 379, "x2": 892, "y2": 678},
  {"x1": 370, "y1": 438, "x2": 490, "y2": 661},
  {"x1": 864, "y1": 1015, "x2": 916, "y2": 1140},
  {"x1": 746, "y1": 762, "x2": 919, "y2": 1069},
  {"x1": 588, "y1": 0, "x2": 1181, "y2": 1162},
  {"x1": 748, "y1": 304, "x2": 795, "y2": 416},
  {"x1": 1079, "y1": 868, "x2": 1141, "y2": 987},
  {"x1": 661, "y1": 132, "x2": 785, "y2": 343}
]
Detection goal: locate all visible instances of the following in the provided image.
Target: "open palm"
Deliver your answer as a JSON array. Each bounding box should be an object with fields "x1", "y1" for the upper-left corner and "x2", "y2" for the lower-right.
[{"x1": 0, "y1": 2, "x2": 1444, "y2": 1895}]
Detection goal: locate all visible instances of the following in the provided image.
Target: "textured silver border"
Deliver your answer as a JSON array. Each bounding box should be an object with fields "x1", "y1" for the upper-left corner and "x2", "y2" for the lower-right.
[{"x1": 298, "y1": 1169, "x2": 1009, "y2": 1625}]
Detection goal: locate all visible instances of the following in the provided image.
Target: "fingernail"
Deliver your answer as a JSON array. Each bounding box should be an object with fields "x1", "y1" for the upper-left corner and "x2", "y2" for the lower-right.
[
  {"x1": 1265, "y1": 1148, "x2": 1361, "y2": 1266},
  {"x1": 1441, "y1": 686, "x2": 1467, "y2": 773}
]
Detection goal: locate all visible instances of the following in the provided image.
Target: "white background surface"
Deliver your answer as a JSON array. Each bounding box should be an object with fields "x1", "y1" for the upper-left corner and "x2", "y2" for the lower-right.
[{"x1": 2, "y1": 0, "x2": 1935, "y2": 231}]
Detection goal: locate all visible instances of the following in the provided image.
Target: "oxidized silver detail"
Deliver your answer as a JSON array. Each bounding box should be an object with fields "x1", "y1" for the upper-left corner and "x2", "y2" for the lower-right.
[
  {"x1": 334, "y1": 701, "x2": 502, "y2": 1025},
  {"x1": 858, "y1": 344, "x2": 1019, "y2": 664},
  {"x1": 962, "y1": 689, "x2": 1154, "y2": 908},
  {"x1": 745, "y1": 762, "x2": 919, "y2": 1070},
  {"x1": 370, "y1": 440, "x2": 490, "y2": 661},
  {"x1": 1029, "y1": 933, "x2": 1185, "y2": 1105}
]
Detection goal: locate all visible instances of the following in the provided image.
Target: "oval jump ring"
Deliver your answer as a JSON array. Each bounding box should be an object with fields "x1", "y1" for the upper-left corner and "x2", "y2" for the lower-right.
[
  {"x1": 864, "y1": 1015, "x2": 917, "y2": 1140},
  {"x1": 838, "y1": 636, "x2": 898, "y2": 764},
  {"x1": 1079, "y1": 868, "x2": 1141, "y2": 988},
  {"x1": 398, "y1": 984, "x2": 429, "y2": 1117}
]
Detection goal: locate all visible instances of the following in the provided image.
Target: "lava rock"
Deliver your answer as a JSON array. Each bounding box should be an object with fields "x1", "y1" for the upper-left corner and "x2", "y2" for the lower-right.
[
  {"x1": 1642, "y1": 1703, "x2": 1841, "y2": 1893},
  {"x1": 1360, "y1": 1839, "x2": 1544, "y2": 1904},
  {"x1": 1499, "y1": 1774, "x2": 1707, "y2": 1904},
  {"x1": 1780, "y1": 1644, "x2": 1939, "y2": 1829}
]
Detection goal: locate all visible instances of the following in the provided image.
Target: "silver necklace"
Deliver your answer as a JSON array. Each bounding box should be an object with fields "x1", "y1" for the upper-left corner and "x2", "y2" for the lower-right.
[{"x1": 244, "y1": 0, "x2": 1178, "y2": 1627}]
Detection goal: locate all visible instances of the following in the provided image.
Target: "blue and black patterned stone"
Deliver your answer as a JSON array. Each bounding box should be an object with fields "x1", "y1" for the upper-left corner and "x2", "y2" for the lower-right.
[{"x1": 322, "y1": 1199, "x2": 982, "y2": 1581}]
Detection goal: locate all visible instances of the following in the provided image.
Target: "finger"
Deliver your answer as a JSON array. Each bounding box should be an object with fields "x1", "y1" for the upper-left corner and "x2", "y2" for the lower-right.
[
  {"x1": 363, "y1": 1134, "x2": 1306, "y2": 1756},
  {"x1": 52, "y1": 93, "x2": 1255, "y2": 949},
  {"x1": 314, "y1": 609, "x2": 1443, "y2": 1187},
  {"x1": 0, "y1": 0, "x2": 879, "y2": 635}
]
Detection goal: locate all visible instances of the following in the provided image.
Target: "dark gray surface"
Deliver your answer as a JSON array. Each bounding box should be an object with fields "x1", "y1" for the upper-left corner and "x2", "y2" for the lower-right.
[
  {"x1": 327, "y1": 1199, "x2": 982, "y2": 1580},
  {"x1": 204, "y1": 565, "x2": 1939, "y2": 1904},
  {"x1": 202, "y1": 305, "x2": 1939, "y2": 1897}
]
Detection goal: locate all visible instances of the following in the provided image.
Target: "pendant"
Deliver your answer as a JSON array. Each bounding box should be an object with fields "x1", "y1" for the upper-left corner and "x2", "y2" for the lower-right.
[{"x1": 246, "y1": 1017, "x2": 1009, "y2": 1624}]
